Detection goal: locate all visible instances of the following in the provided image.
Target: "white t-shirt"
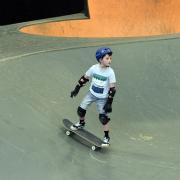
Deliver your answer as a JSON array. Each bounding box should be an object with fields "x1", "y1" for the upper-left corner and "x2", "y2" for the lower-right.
[{"x1": 85, "y1": 64, "x2": 116, "y2": 98}]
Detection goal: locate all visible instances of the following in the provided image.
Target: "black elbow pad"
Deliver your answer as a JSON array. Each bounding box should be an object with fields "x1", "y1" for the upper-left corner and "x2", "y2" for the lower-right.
[{"x1": 78, "y1": 75, "x2": 89, "y2": 86}]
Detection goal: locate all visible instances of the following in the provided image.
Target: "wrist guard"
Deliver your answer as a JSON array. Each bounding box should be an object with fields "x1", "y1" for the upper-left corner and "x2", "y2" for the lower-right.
[
  {"x1": 108, "y1": 87, "x2": 116, "y2": 98},
  {"x1": 70, "y1": 84, "x2": 81, "y2": 98},
  {"x1": 103, "y1": 87, "x2": 116, "y2": 113},
  {"x1": 107, "y1": 87, "x2": 116, "y2": 105},
  {"x1": 107, "y1": 87, "x2": 116, "y2": 103}
]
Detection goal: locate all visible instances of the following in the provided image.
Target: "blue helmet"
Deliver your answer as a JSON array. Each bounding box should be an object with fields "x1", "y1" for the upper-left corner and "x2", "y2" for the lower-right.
[{"x1": 95, "y1": 47, "x2": 113, "y2": 61}]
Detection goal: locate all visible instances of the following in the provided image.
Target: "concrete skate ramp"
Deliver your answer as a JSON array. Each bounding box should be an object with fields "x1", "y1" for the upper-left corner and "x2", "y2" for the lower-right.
[
  {"x1": 1, "y1": 37, "x2": 180, "y2": 180},
  {"x1": 1, "y1": 12, "x2": 180, "y2": 179},
  {"x1": 20, "y1": 0, "x2": 180, "y2": 37}
]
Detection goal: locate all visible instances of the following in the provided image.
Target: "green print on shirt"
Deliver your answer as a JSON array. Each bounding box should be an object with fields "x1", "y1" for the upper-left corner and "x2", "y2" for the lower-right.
[{"x1": 93, "y1": 73, "x2": 107, "y2": 81}]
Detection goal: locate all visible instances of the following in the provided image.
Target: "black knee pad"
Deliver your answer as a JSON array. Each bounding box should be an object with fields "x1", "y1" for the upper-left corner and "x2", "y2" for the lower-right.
[
  {"x1": 99, "y1": 114, "x2": 110, "y2": 125},
  {"x1": 77, "y1": 106, "x2": 86, "y2": 117}
]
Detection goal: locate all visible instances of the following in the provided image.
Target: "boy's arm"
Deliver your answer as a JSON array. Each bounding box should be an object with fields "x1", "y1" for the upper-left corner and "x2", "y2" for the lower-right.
[
  {"x1": 70, "y1": 75, "x2": 90, "y2": 98},
  {"x1": 103, "y1": 83, "x2": 116, "y2": 113}
]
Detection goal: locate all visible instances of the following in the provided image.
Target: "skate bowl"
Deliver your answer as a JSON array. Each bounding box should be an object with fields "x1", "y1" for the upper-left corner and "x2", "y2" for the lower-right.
[
  {"x1": 1, "y1": 0, "x2": 180, "y2": 180},
  {"x1": 1, "y1": 36, "x2": 180, "y2": 180},
  {"x1": 19, "y1": 0, "x2": 180, "y2": 38}
]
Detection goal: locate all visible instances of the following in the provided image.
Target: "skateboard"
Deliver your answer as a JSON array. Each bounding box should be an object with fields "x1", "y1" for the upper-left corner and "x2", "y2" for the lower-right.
[{"x1": 63, "y1": 119, "x2": 109, "y2": 151}]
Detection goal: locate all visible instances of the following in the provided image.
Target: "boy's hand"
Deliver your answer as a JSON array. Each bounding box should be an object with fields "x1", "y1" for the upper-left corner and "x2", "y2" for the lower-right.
[
  {"x1": 104, "y1": 86, "x2": 116, "y2": 113},
  {"x1": 103, "y1": 99, "x2": 112, "y2": 113},
  {"x1": 70, "y1": 85, "x2": 81, "y2": 98}
]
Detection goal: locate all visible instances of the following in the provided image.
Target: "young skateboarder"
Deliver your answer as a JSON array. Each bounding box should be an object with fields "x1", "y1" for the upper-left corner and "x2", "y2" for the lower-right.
[{"x1": 70, "y1": 47, "x2": 116, "y2": 144}]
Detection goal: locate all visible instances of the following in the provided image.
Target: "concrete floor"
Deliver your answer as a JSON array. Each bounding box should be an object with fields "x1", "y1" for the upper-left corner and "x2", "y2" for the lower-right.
[{"x1": 0, "y1": 14, "x2": 180, "y2": 180}]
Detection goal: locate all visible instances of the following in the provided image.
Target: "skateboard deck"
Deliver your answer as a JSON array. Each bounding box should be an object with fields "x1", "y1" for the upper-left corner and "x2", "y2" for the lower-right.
[{"x1": 63, "y1": 119, "x2": 109, "y2": 150}]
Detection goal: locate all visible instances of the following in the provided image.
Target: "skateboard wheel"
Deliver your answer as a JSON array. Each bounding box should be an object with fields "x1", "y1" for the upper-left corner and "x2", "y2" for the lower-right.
[
  {"x1": 66, "y1": 130, "x2": 71, "y2": 136},
  {"x1": 91, "y1": 146, "x2": 96, "y2": 151}
]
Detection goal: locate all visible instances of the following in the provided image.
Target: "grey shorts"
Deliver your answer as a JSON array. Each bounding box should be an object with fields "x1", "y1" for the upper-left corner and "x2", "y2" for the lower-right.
[{"x1": 80, "y1": 91, "x2": 107, "y2": 114}]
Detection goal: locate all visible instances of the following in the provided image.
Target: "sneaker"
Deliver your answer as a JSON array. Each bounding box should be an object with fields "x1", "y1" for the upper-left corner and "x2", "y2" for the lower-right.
[
  {"x1": 103, "y1": 136, "x2": 110, "y2": 145},
  {"x1": 70, "y1": 122, "x2": 85, "y2": 131}
]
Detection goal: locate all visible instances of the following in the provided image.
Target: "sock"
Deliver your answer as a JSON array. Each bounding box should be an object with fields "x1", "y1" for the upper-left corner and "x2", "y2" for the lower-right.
[
  {"x1": 104, "y1": 131, "x2": 109, "y2": 138},
  {"x1": 80, "y1": 118, "x2": 85, "y2": 124}
]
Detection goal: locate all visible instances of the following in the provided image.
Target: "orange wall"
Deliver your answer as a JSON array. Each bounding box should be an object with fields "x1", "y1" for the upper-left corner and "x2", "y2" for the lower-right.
[{"x1": 20, "y1": 0, "x2": 180, "y2": 37}]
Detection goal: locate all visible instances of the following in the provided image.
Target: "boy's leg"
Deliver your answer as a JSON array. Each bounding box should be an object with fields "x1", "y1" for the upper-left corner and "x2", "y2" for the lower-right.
[
  {"x1": 96, "y1": 98, "x2": 111, "y2": 144},
  {"x1": 71, "y1": 92, "x2": 95, "y2": 130},
  {"x1": 99, "y1": 114, "x2": 110, "y2": 136},
  {"x1": 76, "y1": 106, "x2": 86, "y2": 126},
  {"x1": 103, "y1": 123, "x2": 109, "y2": 132},
  {"x1": 78, "y1": 91, "x2": 96, "y2": 121}
]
